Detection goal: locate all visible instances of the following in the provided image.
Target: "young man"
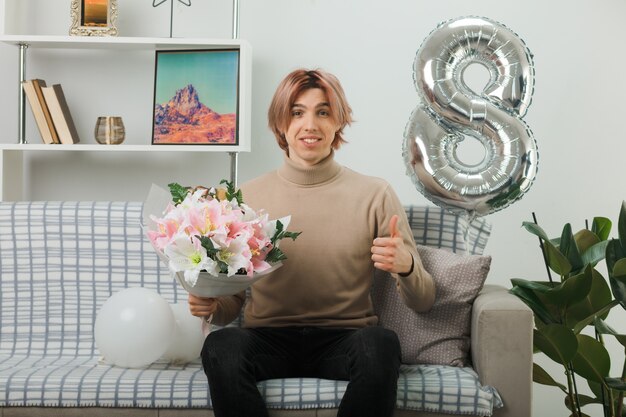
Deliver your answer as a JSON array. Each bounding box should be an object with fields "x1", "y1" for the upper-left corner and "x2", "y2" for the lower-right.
[{"x1": 189, "y1": 69, "x2": 435, "y2": 417}]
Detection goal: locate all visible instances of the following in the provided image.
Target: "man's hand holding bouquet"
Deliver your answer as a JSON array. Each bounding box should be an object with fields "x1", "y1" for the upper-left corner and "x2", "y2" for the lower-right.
[{"x1": 144, "y1": 180, "x2": 300, "y2": 298}]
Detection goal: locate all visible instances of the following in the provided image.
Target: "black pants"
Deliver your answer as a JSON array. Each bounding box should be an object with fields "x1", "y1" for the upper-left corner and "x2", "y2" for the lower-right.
[{"x1": 201, "y1": 326, "x2": 401, "y2": 417}]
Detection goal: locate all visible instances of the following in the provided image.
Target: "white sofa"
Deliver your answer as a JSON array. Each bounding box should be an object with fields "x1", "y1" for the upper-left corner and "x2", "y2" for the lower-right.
[{"x1": 0, "y1": 201, "x2": 532, "y2": 417}]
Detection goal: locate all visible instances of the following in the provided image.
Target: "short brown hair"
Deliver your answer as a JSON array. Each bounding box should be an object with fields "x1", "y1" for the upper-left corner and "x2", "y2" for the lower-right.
[{"x1": 268, "y1": 69, "x2": 353, "y2": 152}]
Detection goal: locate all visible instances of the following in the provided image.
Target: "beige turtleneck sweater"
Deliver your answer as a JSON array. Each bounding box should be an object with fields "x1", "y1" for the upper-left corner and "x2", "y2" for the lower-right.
[{"x1": 212, "y1": 153, "x2": 435, "y2": 328}]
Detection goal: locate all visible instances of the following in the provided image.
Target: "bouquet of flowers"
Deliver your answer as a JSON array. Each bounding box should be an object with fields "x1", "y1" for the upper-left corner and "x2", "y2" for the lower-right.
[{"x1": 144, "y1": 181, "x2": 300, "y2": 297}]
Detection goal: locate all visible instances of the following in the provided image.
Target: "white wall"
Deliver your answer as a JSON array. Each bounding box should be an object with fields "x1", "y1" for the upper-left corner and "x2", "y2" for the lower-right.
[{"x1": 1, "y1": 1, "x2": 625, "y2": 415}]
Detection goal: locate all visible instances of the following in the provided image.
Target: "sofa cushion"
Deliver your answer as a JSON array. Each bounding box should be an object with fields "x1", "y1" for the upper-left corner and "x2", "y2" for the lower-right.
[
  {"x1": 0, "y1": 352, "x2": 501, "y2": 415},
  {"x1": 372, "y1": 206, "x2": 492, "y2": 366},
  {"x1": 373, "y1": 245, "x2": 491, "y2": 365},
  {"x1": 404, "y1": 205, "x2": 491, "y2": 255}
]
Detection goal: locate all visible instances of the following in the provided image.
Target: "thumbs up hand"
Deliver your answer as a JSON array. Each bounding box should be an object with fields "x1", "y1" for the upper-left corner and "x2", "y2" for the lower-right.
[{"x1": 371, "y1": 215, "x2": 414, "y2": 275}]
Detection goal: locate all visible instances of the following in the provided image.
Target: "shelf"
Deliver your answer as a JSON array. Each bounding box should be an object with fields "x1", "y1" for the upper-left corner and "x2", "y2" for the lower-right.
[
  {"x1": 0, "y1": 33, "x2": 252, "y2": 201},
  {"x1": 0, "y1": 143, "x2": 246, "y2": 152},
  {"x1": 0, "y1": 35, "x2": 248, "y2": 50}
]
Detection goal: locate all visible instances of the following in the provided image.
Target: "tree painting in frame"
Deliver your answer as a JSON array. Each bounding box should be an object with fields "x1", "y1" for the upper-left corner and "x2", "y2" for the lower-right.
[
  {"x1": 70, "y1": 0, "x2": 118, "y2": 36},
  {"x1": 152, "y1": 49, "x2": 240, "y2": 145}
]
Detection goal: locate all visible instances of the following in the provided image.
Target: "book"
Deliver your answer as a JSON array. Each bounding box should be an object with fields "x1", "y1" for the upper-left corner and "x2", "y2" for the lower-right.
[
  {"x1": 21, "y1": 79, "x2": 56, "y2": 144},
  {"x1": 31, "y1": 79, "x2": 60, "y2": 144},
  {"x1": 41, "y1": 84, "x2": 80, "y2": 145}
]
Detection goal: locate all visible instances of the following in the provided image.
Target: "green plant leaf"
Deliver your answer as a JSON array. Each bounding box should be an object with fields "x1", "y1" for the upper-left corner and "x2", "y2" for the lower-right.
[
  {"x1": 168, "y1": 182, "x2": 188, "y2": 205},
  {"x1": 617, "y1": 200, "x2": 626, "y2": 250},
  {"x1": 533, "y1": 362, "x2": 567, "y2": 391},
  {"x1": 580, "y1": 240, "x2": 609, "y2": 267},
  {"x1": 511, "y1": 272, "x2": 592, "y2": 312},
  {"x1": 219, "y1": 179, "x2": 244, "y2": 205},
  {"x1": 574, "y1": 229, "x2": 601, "y2": 256},
  {"x1": 566, "y1": 269, "x2": 612, "y2": 329},
  {"x1": 510, "y1": 279, "x2": 554, "y2": 291},
  {"x1": 265, "y1": 247, "x2": 287, "y2": 263},
  {"x1": 609, "y1": 258, "x2": 626, "y2": 309},
  {"x1": 591, "y1": 217, "x2": 612, "y2": 241},
  {"x1": 534, "y1": 324, "x2": 578, "y2": 365},
  {"x1": 587, "y1": 380, "x2": 603, "y2": 402},
  {"x1": 196, "y1": 235, "x2": 219, "y2": 257},
  {"x1": 594, "y1": 317, "x2": 626, "y2": 348},
  {"x1": 561, "y1": 223, "x2": 584, "y2": 273},
  {"x1": 571, "y1": 334, "x2": 611, "y2": 383},
  {"x1": 539, "y1": 266, "x2": 593, "y2": 307},
  {"x1": 509, "y1": 285, "x2": 558, "y2": 325},
  {"x1": 606, "y1": 239, "x2": 626, "y2": 278},
  {"x1": 604, "y1": 377, "x2": 626, "y2": 392},
  {"x1": 573, "y1": 300, "x2": 619, "y2": 334},
  {"x1": 544, "y1": 240, "x2": 573, "y2": 277},
  {"x1": 564, "y1": 393, "x2": 602, "y2": 410},
  {"x1": 523, "y1": 221, "x2": 551, "y2": 241}
]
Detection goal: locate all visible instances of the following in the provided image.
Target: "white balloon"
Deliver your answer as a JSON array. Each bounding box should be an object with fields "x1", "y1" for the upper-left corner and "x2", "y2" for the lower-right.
[
  {"x1": 95, "y1": 287, "x2": 175, "y2": 368},
  {"x1": 162, "y1": 302, "x2": 205, "y2": 364}
]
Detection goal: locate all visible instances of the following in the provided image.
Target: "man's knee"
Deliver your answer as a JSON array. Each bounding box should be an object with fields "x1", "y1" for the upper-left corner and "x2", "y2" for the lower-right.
[
  {"x1": 357, "y1": 326, "x2": 401, "y2": 359},
  {"x1": 201, "y1": 327, "x2": 251, "y2": 373}
]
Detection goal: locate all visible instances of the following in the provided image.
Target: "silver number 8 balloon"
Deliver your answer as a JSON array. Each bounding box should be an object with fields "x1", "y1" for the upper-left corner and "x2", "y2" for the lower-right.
[{"x1": 403, "y1": 16, "x2": 538, "y2": 218}]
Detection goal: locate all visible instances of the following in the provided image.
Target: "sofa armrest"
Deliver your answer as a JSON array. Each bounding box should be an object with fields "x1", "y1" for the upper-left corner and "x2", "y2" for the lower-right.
[{"x1": 471, "y1": 284, "x2": 533, "y2": 417}]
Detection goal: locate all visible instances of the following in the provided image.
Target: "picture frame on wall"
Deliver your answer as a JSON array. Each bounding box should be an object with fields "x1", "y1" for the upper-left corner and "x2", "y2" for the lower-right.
[
  {"x1": 70, "y1": 0, "x2": 118, "y2": 36},
  {"x1": 152, "y1": 49, "x2": 241, "y2": 146}
]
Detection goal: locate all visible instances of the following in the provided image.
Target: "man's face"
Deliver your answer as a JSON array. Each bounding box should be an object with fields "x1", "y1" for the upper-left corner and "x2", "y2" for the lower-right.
[{"x1": 284, "y1": 88, "x2": 339, "y2": 167}]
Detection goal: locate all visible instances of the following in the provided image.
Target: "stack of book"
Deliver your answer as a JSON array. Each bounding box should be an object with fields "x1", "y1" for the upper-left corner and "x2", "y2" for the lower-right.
[{"x1": 21, "y1": 79, "x2": 81, "y2": 145}]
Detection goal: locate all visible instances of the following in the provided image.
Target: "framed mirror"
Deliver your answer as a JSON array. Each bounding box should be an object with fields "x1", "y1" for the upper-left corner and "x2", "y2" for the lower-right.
[{"x1": 70, "y1": 0, "x2": 118, "y2": 36}]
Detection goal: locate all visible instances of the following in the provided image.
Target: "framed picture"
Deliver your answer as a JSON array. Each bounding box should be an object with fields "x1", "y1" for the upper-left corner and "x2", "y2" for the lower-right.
[
  {"x1": 70, "y1": 0, "x2": 118, "y2": 37},
  {"x1": 152, "y1": 49, "x2": 241, "y2": 146}
]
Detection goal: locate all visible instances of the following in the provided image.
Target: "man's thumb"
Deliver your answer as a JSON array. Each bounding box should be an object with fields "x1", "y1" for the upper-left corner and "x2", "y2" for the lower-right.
[{"x1": 389, "y1": 215, "x2": 399, "y2": 238}]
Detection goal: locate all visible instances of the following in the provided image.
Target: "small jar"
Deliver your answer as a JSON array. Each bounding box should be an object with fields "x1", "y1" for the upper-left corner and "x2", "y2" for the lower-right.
[{"x1": 94, "y1": 116, "x2": 125, "y2": 145}]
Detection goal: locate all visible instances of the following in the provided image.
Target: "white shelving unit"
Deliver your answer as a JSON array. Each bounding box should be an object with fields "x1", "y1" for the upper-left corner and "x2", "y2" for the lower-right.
[{"x1": 0, "y1": 34, "x2": 252, "y2": 201}]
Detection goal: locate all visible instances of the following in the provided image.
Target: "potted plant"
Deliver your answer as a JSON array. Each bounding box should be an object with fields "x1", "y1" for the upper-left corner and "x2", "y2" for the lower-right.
[{"x1": 510, "y1": 201, "x2": 626, "y2": 417}]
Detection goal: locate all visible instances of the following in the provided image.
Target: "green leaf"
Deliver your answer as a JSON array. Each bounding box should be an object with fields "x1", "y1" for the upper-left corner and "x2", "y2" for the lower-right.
[
  {"x1": 617, "y1": 200, "x2": 626, "y2": 250},
  {"x1": 544, "y1": 240, "x2": 573, "y2": 277},
  {"x1": 591, "y1": 217, "x2": 612, "y2": 241},
  {"x1": 282, "y1": 230, "x2": 302, "y2": 240},
  {"x1": 219, "y1": 179, "x2": 244, "y2": 205},
  {"x1": 511, "y1": 273, "x2": 593, "y2": 319},
  {"x1": 196, "y1": 235, "x2": 219, "y2": 257},
  {"x1": 609, "y1": 258, "x2": 626, "y2": 309},
  {"x1": 564, "y1": 393, "x2": 602, "y2": 410},
  {"x1": 580, "y1": 240, "x2": 609, "y2": 267},
  {"x1": 587, "y1": 380, "x2": 604, "y2": 401},
  {"x1": 604, "y1": 377, "x2": 626, "y2": 392},
  {"x1": 523, "y1": 221, "x2": 551, "y2": 241},
  {"x1": 533, "y1": 362, "x2": 567, "y2": 391},
  {"x1": 574, "y1": 229, "x2": 601, "y2": 256},
  {"x1": 509, "y1": 285, "x2": 558, "y2": 325},
  {"x1": 560, "y1": 223, "x2": 584, "y2": 273},
  {"x1": 615, "y1": 258, "x2": 626, "y2": 276},
  {"x1": 606, "y1": 239, "x2": 626, "y2": 278},
  {"x1": 566, "y1": 268, "x2": 612, "y2": 329},
  {"x1": 594, "y1": 317, "x2": 626, "y2": 348},
  {"x1": 265, "y1": 247, "x2": 287, "y2": 263},
  {"x1": 529, "y1": 266, "x2": 593, "y2": 307},
  {"x1": 533, "y1": 324, "x2": 578, "y2": 366},
  {"x1": 571, "y1": 334, "x2": 611, "y2": 383},
  {"x1": 573, "y1": 300, "x2": 619, "y2": 334},
  {"x1": 168, "y1": 182, "x2": 188, "y2": 205}
]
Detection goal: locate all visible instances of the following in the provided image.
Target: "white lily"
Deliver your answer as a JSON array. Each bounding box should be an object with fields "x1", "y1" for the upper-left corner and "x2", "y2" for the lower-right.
[
  {"x1": 164, "y1": 233, "x2": 219, "y2": 285},
  {"x1": 217, "y1": 233, "x2": 252, "y2": 276}
]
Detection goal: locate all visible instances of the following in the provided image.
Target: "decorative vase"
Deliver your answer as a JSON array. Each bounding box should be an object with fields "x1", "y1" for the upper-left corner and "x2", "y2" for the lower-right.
[{"x1": 94, "y1": 116, "x2": 125, "y2": 144}]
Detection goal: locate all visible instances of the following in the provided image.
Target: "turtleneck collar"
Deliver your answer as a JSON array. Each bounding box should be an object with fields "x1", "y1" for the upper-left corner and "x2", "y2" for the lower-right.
[{"x1": 277, "y1": 151, "x2": 343, "y2": 186}]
